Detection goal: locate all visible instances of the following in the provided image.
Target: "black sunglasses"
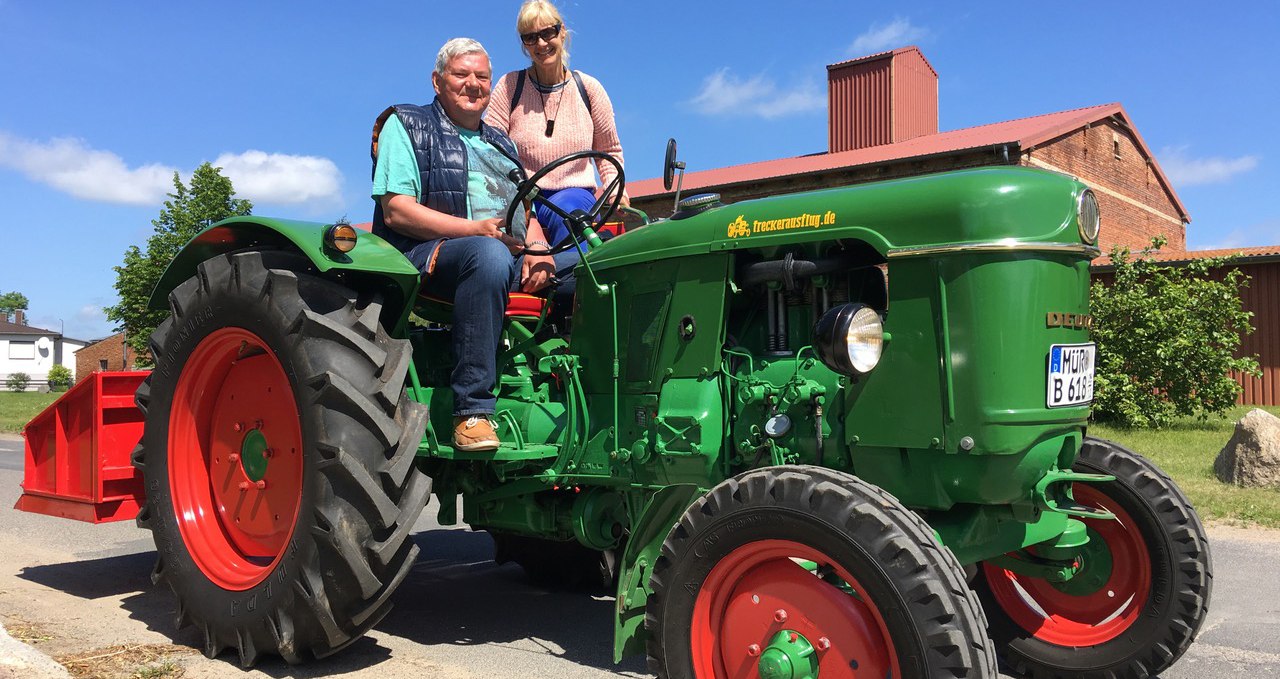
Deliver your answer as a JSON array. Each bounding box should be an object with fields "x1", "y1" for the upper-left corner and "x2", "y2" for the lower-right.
[{"x1": 520, "y1": 23, "x2": 561, "y2": 45}]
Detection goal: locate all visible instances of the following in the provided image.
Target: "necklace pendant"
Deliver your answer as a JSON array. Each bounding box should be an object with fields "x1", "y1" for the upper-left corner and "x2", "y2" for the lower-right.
[{"x1": 545, "y1": 119, "x2": 555, "y2": 137}]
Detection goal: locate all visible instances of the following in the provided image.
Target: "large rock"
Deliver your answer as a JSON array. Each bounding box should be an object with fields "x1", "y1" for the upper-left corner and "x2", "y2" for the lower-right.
[{"x1": 1214, "y1": 408, "x2": 1280, "y2": 489}]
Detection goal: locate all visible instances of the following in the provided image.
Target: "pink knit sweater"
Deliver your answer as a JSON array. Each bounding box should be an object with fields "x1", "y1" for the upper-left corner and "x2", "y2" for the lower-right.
[{"x1": 486, "y1": 69, "x2": 625, "y2": 193}]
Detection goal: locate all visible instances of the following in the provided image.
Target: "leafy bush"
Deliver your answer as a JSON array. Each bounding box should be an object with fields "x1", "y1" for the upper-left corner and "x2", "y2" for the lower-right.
[
  {"x1": 46, "y1": 364, "x2": 73, "y2": 390},
  {"x1": 6, "y1": 372, "x2": 30, "y2": 392},
  {"x1": 1091, "y1": 237, "x2": 1261, "y2": 427}
]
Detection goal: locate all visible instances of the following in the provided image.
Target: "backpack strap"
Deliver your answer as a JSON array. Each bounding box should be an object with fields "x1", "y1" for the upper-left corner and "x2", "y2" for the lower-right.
[
  {"x1": 511, "y1": 70, "x2": 526, "y2": 111},
  {"x1": 571, "y1": 70, "x2": 593, "y2": 116},
  {"x1": 512, "y1": 68, "x2": 593, "y2": 116}
]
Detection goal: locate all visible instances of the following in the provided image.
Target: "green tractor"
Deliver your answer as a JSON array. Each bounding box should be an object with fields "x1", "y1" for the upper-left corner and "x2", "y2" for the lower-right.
[{"x1": 130, "y1": 144, "x2": 1210, "y2": 678}]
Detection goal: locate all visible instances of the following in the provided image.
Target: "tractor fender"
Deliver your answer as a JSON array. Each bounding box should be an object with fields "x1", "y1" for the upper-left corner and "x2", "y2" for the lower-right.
[
  {"x1": 148, "y1": 216, "x2": 421, "y2": 334},
  {"x1": 614, "y1": 483, "x2": 702, "y2": 662}
]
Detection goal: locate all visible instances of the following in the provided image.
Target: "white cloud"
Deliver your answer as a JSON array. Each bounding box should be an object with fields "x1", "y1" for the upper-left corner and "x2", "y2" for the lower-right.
[
  {"x1": 849, "y1": 18, "x2": 929, "y2": 55},
  {"x1": 0, "y1": 132, "x2": 176, "y2": 205},
  {"x1": 76, "y1": 305, "x2": 106, "y2": 324},
  {"x1": 211, "y1": 151, "x2": 343, "y2": 206},
  {"x1": 0, "y1": 131, "x2": 344, "y2": 208},
  {"x1": 688, "y1": 69, "x2": 824, "y2": 119},
  {"x1": 1159, "y1": 145, "x2": 1260, "y2": 187},
  {"x1": 1190, "y1": 218, "x2": 1280, "y2": 250}
]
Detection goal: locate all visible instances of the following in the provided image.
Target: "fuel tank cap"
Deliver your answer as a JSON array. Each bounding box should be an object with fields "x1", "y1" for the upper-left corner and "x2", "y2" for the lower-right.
[{"x1": 671, "y1": 193, "x2": 723, "y2": 220}]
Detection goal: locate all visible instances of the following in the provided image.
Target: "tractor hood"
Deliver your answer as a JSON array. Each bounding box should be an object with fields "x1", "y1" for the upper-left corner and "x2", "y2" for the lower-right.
[{"x1": 586, "y1": 166, "x2": 1098, "y2": 271}]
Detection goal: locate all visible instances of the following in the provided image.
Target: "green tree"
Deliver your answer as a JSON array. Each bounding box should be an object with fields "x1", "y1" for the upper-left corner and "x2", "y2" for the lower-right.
[
  {"x1": 105, "y1": 163, "x2": 252, "y2": 364},
  {"x1": 1090, "y1": 237, "x2": 1261, "y2": 427},
  {"x1": 0, "y1": 291, "x2": 29, "y2": 323}
]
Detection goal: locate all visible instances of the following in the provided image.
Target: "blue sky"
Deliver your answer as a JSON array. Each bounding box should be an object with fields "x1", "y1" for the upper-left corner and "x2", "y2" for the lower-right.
[{"x1": 2, "y1": 1, "x2": 1276, "y2": 341}]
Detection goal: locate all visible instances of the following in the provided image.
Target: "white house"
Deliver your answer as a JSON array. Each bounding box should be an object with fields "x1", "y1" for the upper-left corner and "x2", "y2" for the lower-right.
[{"x1": 1, "y1": 310, "x2": 87, "y2": 391}]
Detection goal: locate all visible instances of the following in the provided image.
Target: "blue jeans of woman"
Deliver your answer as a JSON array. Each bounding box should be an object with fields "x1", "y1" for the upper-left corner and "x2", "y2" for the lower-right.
[{"x1": 535, "y1": 187, "x2": 597, "y2": 250}]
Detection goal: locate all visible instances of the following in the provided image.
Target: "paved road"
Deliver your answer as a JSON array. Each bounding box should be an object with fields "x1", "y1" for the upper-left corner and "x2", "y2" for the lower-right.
[{"x1": 1, "y1": 433, "x2": 1277, "y2": 678}]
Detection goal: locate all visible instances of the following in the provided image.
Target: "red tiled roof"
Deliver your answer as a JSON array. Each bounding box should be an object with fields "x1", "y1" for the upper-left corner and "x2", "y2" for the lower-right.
[
  {"x1": 352, "y1": 221, "x2": 373, "y2": 232},
  {"x1": 631, "y1": 103, "x2": 1189, "y2": 221},
  {"x1": 1095, "y1": 245, "x2": 1280, "y2": 267}
]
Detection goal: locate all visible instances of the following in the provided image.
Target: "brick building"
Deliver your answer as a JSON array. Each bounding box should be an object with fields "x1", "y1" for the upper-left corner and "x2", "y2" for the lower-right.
[
  {"x1": 629, "y1": 46, "x2": 1278, "y2": 404},
  {"x1": 75, "y1": 332, "x2": 138, "y2": 382},
  {"x1": 631, "y1": 47, "x2": 1187, "y2": 256}
]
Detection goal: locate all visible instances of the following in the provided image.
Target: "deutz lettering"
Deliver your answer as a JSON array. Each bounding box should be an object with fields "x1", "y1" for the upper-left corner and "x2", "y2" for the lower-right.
[{"x1": 1047, "y1": 312, "x2": 1094, "y2": 329}]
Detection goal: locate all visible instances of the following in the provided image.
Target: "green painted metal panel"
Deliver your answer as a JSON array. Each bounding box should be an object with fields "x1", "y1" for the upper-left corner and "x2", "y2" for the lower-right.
[
  {"x1": 588, "y1": 166, "x2": 1086, "y2": 271},
  {"x1": 148, "y1": 217, "x2": 421, "y2": 333}
]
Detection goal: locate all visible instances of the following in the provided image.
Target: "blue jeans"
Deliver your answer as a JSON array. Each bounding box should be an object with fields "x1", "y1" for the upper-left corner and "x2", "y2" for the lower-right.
[
  {"x1": 408, "y1": 236, "x2": 517, "y2": 416},
  {"x1": 535, "y1": 187, "x2": 597, "y2": 248}
]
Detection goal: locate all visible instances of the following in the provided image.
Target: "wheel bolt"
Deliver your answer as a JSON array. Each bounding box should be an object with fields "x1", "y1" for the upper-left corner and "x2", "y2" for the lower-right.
[
  {"x1": 773, "y1": 609, "x2": 788, "y2": 623},
  {"x1": 747, "y1": 644, "x2": 761, "y2": 657},
  {"x1": 263, "y1": 448, "x2": 273, "y2": 459},
  {"x1": 256, "y1": 480, "x2": 267, "y2": 490},
  {"x1": 238, "y1": 482, "x2": 249, "y2": 492},
  {"x1": 255, "y1": 420, "x2": 264, "y2": 430},
  {"x1": 233, "y1": 422, "x2": 243, "y2": 432},
  {"x1": 228, "y1": 453, "x2": 240, "y2": 463},
  {"x1": 816, "y1": 637, "x2": 831, "y2": 651}
]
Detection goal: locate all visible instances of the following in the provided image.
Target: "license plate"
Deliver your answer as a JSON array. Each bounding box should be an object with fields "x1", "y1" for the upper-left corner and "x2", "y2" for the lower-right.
[{"x1": 1047, "y1": 343, "x2": 1095, "y2": 408}]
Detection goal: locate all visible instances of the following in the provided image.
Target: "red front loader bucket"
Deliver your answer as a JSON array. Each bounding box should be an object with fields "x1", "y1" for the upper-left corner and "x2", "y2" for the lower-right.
[{"x1": 15, "y1": 371, "x2": 149, "y2": 523}]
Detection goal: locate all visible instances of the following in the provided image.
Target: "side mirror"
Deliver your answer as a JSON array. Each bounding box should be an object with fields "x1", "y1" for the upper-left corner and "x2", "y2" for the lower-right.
[
  {"x1": 663, "y1": 138, "x2": 683, "y2": 191},
  {"x1": 663, "y1": 138, "x2": 687, "y2": 211}
]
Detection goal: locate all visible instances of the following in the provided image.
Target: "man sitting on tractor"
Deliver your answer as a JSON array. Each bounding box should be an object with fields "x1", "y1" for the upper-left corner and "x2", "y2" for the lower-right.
[{"x1": 371, "y1": 37, "x2": 558, "y2": 452}]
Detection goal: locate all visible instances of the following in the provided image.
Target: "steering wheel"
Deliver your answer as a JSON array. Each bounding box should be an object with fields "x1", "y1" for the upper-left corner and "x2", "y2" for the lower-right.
[{"x1": 504, "y1": 150, "x2": 625, "y2": 256}]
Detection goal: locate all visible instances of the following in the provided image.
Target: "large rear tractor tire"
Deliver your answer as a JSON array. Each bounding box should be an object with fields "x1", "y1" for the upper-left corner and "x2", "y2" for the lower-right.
[
  {"x1": 973, "y1": 437, "x2": 1212, "y2": 678},
  {"x1": 132, "y1": 251, "x2": 431, "y2": 665},
  {"x1": 646, "y1": 466, "x2": 996, "y2": 678}
]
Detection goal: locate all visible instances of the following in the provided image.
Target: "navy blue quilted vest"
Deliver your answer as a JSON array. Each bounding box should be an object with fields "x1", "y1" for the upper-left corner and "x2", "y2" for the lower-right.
[{"x1": 371, "y1": 98, "x2": 521, "y2": 253}]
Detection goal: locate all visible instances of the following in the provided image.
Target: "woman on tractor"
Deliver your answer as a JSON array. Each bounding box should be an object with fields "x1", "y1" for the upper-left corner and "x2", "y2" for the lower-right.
[{"x1": 485, "y1": 0, "x2": 628, "y2": 251}]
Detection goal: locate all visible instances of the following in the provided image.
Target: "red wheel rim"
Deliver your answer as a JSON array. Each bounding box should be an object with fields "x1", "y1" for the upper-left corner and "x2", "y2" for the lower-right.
[
  {"x1": 690, "y1": 539, "x2": 899, "y2": 678},
  {"x1": 982, "y1": 485, "x2": 1152, "y2": 646},
  {"x1": 169, "y1": 327, "x2": 304, "y2": 590}
]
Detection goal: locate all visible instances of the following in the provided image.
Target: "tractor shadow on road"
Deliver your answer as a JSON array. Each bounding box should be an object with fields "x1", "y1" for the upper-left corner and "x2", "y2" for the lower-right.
[
  {"x1": 16, "y1": 550, "x2": 212, "y2": 655},
  {"x1": 376, "y1": 527, "x2": 649, "y2": 675},
  {"x1": 13, "y1": 528, "x2": 647, "y2": 675},
  {"x1": 16, "y1": 550, "x2": 395, "y2": 673}
]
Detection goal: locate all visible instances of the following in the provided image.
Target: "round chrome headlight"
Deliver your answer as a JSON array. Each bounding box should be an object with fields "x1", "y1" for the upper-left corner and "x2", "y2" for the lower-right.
[
  {"x1": 1077, "y1": 189, "x2": 1100, "y2": 245},
  {"x1": 814, "y1": 303, "x2": 884, "y2": 376}
]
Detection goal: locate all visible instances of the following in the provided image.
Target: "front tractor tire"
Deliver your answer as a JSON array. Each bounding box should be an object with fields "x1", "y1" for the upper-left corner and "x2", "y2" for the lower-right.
[
  {"x1": 646, "y1": 466, "x2": 996, "y2": 679},
  {"x1": 132, "y1": 251, "x2": 431, "y2": 665},
  {"x1": 973, "y1": 437, "x2": 1212, "y2": 678}
]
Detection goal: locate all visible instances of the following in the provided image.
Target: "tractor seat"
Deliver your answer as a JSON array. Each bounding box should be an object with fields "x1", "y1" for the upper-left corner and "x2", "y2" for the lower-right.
[{"x1": 414, "y1": 290, "x2": 549, "y2": 324}]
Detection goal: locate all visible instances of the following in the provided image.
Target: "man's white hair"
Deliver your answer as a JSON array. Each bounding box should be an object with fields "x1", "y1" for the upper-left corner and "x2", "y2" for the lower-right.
[{"x1": 435, "y1": 37, "x2": 489, "y2": 76}]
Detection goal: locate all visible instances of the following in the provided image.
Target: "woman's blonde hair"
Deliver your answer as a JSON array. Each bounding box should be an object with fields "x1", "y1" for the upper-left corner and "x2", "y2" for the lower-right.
[{"x1": 517, "y1": 0, "x2": 570, "y2": 67}]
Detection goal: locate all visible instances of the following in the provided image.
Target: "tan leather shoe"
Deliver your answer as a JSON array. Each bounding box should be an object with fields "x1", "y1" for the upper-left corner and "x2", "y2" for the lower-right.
[{"x1": 453, "y1": 415, "x2": 500, "y2": 451}]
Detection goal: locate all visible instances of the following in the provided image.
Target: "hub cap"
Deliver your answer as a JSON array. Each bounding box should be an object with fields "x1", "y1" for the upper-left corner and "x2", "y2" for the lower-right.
[
  {"x1": 983, "y1": 485, "x2": 1152, "y2": 645},
  {"x1": 691, "y1": 539, "x2": 899, "y2": 678},
  {"x1": 169, "y1": 328, "x2": 304, "y2": 590}
]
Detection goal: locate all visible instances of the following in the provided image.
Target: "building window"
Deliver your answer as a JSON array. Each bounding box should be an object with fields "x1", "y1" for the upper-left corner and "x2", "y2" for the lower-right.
[
  {"x1": 8, "y1": 341, "x2": 35, "y2": 360},
  {"x1": 99, "y1": 359, "x2": 109, "y2": 370},
  {"x1": 1113, "y1": 133, "x2": 1122, "y2": 160}
]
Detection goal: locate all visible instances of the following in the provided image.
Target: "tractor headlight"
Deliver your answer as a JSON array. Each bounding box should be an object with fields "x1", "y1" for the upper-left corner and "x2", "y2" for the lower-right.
[
  {"x1": 814, "y1": 303, "x2": 884, "y2": 376},
  {"x1": 1077, "y1": 189, "x2": 1100, "y2": 245},
  {"x1": 324, "y1": 222, "x2": 358, "y2": 254}
]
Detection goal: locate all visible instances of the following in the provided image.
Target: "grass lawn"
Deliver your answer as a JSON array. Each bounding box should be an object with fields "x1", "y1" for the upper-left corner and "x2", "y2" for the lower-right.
[
  {"x1": 1091, "y1": 405, "x2": 1280, "y2": 529},
  {"x1": 0, "y1": 392, "x2": 60, "y2": 434}
]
